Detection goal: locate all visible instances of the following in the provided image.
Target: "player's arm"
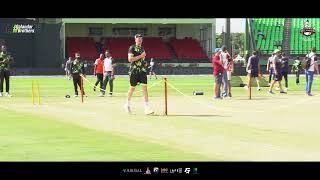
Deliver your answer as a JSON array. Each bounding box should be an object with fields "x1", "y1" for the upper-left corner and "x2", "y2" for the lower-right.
[
  {"x1": 273, "y1": 59, "x2": 278, "y2": 75},
  {"x1": 128, "y1": 53, "x2": 146, "y2": 62},
  {"x1": 111, "y1": 58, "x2": 116, "y2": 76},
  {"x1": 93, "y1": 59, "x2": 98, "y2": 76},
  {"x1": 314, "y1": 56, "x2": 319, "y2": 74},
  {"x1": 246, "y1": 57, "x2": 251, "y2": 72},
  {"x1": 266, "y1": 59, "x2": 269, "y2": 71}
]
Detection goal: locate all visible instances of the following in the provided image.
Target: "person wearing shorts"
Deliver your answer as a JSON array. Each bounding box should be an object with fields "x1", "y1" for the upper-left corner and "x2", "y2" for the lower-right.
[
  {"x1": 246, "y1": 51, "x2": 261, "y2": 91},
  {"x1": 124, "y1": 34, "x2": 154, "y2": 115},
  {"x1": 268, "y1": 49, "x2": 286, "y2": 95}
]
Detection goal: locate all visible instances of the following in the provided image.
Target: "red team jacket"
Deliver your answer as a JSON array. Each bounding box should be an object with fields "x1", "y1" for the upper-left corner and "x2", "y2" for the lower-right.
[{"x1": 212, "y1": 52, "x2": 224, "y2": 76}]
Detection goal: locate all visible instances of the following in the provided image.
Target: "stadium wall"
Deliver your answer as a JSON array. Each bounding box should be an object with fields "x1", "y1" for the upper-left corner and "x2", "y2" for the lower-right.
[{"x1": 65, "y1": 23, "x2": 201, "y2": 40}]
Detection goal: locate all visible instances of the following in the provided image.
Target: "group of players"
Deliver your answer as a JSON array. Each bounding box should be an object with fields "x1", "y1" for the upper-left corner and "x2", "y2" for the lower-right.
[
  {"x1": 63, "y1": 34, "x2": 157, "y2": 115},
  {"x1": 212, "y1": 45, "x2": 318, "y2": 99}
]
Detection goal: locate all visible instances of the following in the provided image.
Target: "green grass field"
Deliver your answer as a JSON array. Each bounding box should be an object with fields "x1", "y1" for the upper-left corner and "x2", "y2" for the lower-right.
[{"x1": 1, "y1": 74, "x2": 320, "y2": 161}]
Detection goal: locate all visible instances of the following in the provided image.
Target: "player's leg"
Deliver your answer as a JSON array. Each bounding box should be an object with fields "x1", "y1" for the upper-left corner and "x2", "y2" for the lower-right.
[
  {"x1": 222, "y1": 71, "x2": 228, "y2": 97},
  {"x1": 284, "y1": 72, "x2": 288, "y2": 90},
  {"x1": 213, "y1": 74, "x2": 222, "y2": 99},
  {"x1": 268, "y1": 73, "x2": 277, "y2": 94},
  {"x1": 255, "y1": 75, "x2": 261, "y2": 91},
  {"x1": 108, "y1": 73, "x2": 113, "y2": 96},
  {"x1": 245, "y1": 73, "x2": 251, "y2": 90},
  {"x1": 98, "y1": 74, "x2": 104, "y2": 91},
  {"x1": 73, "y1": 75, "x2": 79, "y2": 97},
  {"x1": 101, "y1": 74, "x2": 109, "y2": 96},
  {"x1": 94, "y1": 74, "x2": 100, "y2": 91},
  {"x1": 277, "y1": 74, "x2": 285, "y2": 93},
  {"x1": 268, "y1": 68, "x2": 273, "y2": 85},
  {"x1": 141, "y1": 73, "x2": 154, "y2": 115},
  {"x1": 296, "y1": 71, "x2": 300, "y2": 85},
  {"x1": 4, "y1": 70, "x2": 10, "y2": 96},
  {"x1": 153, "y1": 72, "x2": 158, "y2": 79},
  {"x1": 124, "y1": 74, "x2": 137, "y2": 113},
  {"x1": 306, "y1": 71, "x2": 314, "y2": 95},
  {"x1": 77, "y1": 76, "x2": 84, "y2": 95},
  {"x1": 227, "y1": 71, "x2": 232, "y2": 97},
  {"x1": 0, "y1": 71, "x2": 4, "y2": 96}
]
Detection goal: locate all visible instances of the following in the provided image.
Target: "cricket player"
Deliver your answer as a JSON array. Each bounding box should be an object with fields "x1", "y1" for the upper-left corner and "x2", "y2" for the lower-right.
[
  {"x1": 101, "y1": 50, "x2": 115, "y2": 97},
  {"x1": 0, "y1": 45, "x2": 14, "y2": 97},
  {"x1": 246, "y1": 51, "x2": 261, "y2": 91},
  {"x1": 124, "y1": 34, "x2": 154, "y2": 115},
  {"x1": 71, "y1": 53, "x2": 86, "y2": 97},
  {"x1": 292, "y1": 56, "x2": 302, "y2": 85},
  {"x1": 280, "y1": 52, "x2": 289, "y2": 91},
  {"x1": 94, "y1": 53, "x2": 104, "y2": 93},
  {"x1": 268, "y1": 49, "x2": 286, "y2": 95},
  {"x1": 65, "y1": 57, "x2": 73, "y2": 80},
  {"x1": 266, "y1": 53, "x2": 274, "y2": 86}
]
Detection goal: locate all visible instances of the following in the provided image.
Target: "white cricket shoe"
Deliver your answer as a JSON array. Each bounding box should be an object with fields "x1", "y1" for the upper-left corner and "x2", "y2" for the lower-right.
[
  {"x1": 0, "y1": 92, "x2": 3, "y2": 97},
  {"x1": 6, "y1": 92, "x2": 11, "y2": 97},
  {"x1": 124, "y1": 103, "x2": 131, "y2": 113},
  {"x1": 144, "y1": 107, "x2": 154, "y2": 115}
]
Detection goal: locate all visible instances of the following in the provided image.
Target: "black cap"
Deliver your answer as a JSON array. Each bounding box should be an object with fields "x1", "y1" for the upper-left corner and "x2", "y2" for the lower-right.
[{"x1": 135, "y1": 34, "x2": 143, "y2": 38}]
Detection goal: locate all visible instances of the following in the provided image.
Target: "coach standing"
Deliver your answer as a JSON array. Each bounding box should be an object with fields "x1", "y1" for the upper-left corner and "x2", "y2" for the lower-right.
[
  {"x1": 305, "y1": 47, "x2": 319, "y2": 96},
  {"x1": 212, "y1": 48, "x2": 224, "y2": 100},
  {"x1": 0, "y1": 45, "x2": 14, "y2": 97}
]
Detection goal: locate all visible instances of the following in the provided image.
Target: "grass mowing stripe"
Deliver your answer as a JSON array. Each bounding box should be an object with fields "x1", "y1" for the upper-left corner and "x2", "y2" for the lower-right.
[{"x1": 0, "y1": 108, "x2": 215, "y2": 161}]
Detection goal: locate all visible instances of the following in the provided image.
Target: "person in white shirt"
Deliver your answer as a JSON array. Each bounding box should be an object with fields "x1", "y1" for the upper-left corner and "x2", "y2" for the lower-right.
[
  {"x1": 305, "y1": 47, "x2": 319, "y2": 96},
  {"x1": 148, "y1": 58, "x2": 158, "y2": 80},
  {"x1": 100, "y1": 50, "x2": 115, "y2": 97},
  {"x1": 219, "y1": 45, "x2": 231, "y2": 98}
]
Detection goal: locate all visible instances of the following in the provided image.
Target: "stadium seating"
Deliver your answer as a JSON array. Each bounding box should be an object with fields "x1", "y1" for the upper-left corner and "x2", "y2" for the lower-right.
[
  {"x1": 169, "y1": 37, "x2": 208, "y2": 60},
  {"x1": 290, "y1": 18, "x2": 320, "y2": 55},
  {"x1": 102, "y1": 37, "x2": 172, "y2": 60},
  {"x1": 252, "y1": 18, "x2": 285, "y2": 54},
  {"x1": 66, "y1": 37, "x2": 98, "y2": 60}
]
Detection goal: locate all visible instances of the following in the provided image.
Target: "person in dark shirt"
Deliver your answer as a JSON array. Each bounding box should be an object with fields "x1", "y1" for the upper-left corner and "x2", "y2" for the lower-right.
[
  {"x1": 280, "y1": 52, "x2": 289, "y2": 91},
  {"x1": 245, "y1": 51, "x2": 261, "y2": 91},
  {"x1": 71, "y1": 53, "x2": 86, "y2": 97},
  {"x1": 0, "y1": 45, "x2": 14, "y2": 97},
  {"x1": 292, "y1": 56, "x2": 302, "y2": 85},
  {"x1": 124, "y1": 34, "x2": 154, "y2": 115},
  {"x1": 268, "y1": 49, "x2": 286, "y2": 95}
]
